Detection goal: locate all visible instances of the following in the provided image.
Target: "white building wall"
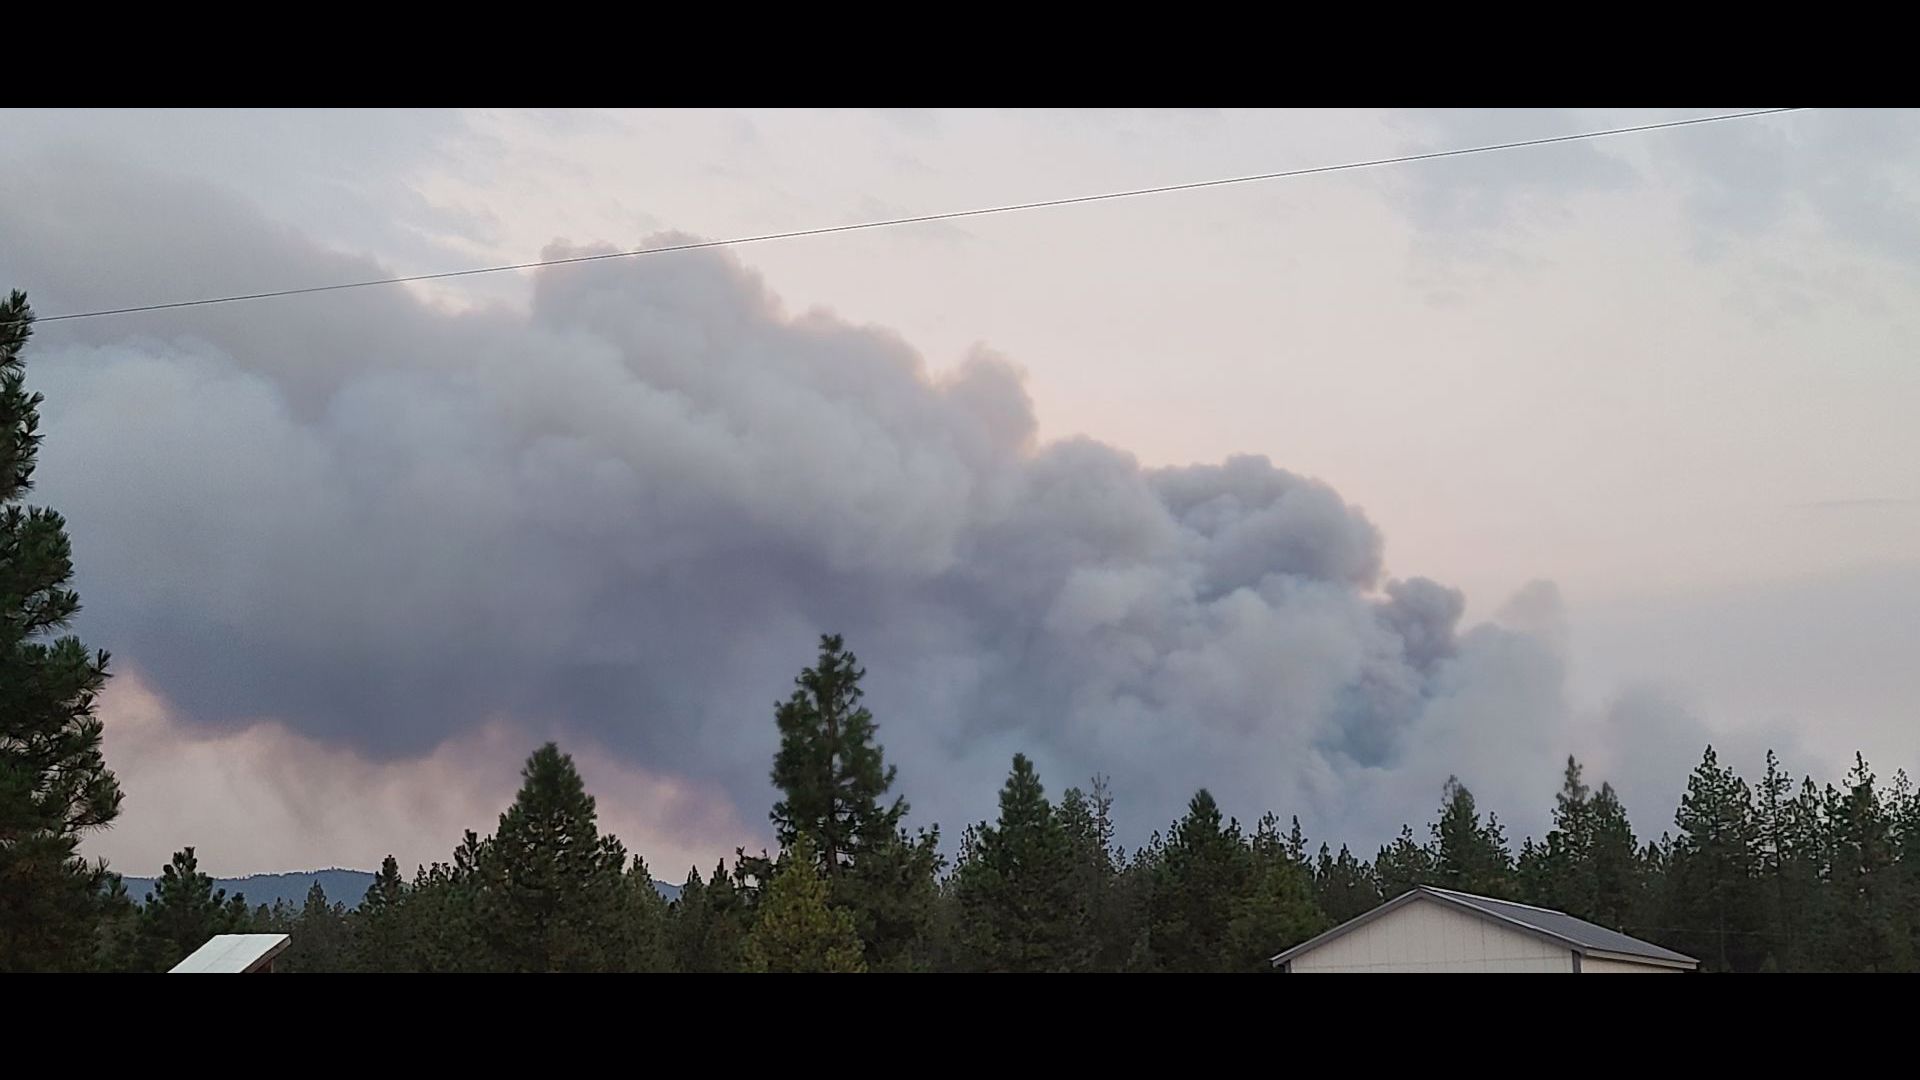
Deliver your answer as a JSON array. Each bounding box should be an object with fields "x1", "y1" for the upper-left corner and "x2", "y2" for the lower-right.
[
  {"x1": 1290, "y1": 897, "x2": 1574, "y2": 973},
  {"x1": 1580, "y1": 955, "x2": 1680, "y2": 974}
]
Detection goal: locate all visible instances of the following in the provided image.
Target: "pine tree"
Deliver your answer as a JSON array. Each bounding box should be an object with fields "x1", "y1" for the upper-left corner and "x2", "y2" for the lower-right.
[
  {"x1": 1228, "y1": 814, "x2": 1327, "y2": 970},
  {"x1": 766, "y1": 634, "x2": 892, "y2": 874},
  {"x1": 743, "y1": 837, "x2": 866, "y2": 973},
  {"x1": 364, "y1": 854, "x2": 406, "y2": 911},
  {"x1": 477, "y1": 743, "x2": 631, "y2": 972},
  {"x1": 1754, "y1": 750, "x2": 1809, "y2": 968},
  {"x1": 1823, "y1": 754, "x2": 1907, "y2": 971},
  {"x1": 669, "y1": 861, "x2": 748, "y2": 972},
  {"x1": 1891, "y1": 769, "x2": 1920, "y2": 968},
  {"x1": 622, "y1": 854, "x2": 673, "y2": 972},
  {"x1": 754, "y1": 634, "x2": 939, "y2": 968},
  {"x1": 1521, "y1": 757, "x2": 1637, "y2": 926},
  {"x1": 1373, "y1": 824, "x2": 1436, "y2": 899},
  {"x1": 1531, "y1": 757, "x2": 1594, "y2": 913},
  {"x1": 282, "y1": 882, "x2": 351, "y2": 972},
  {"x1": 1147, "y1": 790, "x2": 1250, "y2": 972},
  {"x1": 1586, "y1": 782, "x2": 1641, "y2": 929},
  {"x1": 1314, "y1": 842, "x2": 1381, "y2": 924},
  {"x1": 123, "y1": 847, "x2": 248, "y2": 971},
  {"x1": 954, "y1": 754, "x2": 1080, "y2": 971},
  {"x1": 1111, "y1": 833, "x2": 1164, "y2": 971},
  {"x1": 0, "y1": 291, "x2": 123, "y2": 972},
  {"x1": 1432, "y1": 776, "x2": 1513, "y2": 897},
  {"x1": 1057, "y1": 776, "x2": 1123, "y2": 969},
  {"x1": 1667, "y1": 745, "x2": 1764, "y2": 971},
  {"x1": 353, "y1": 854, "x2": 410, "y2": 972},
  {"x1": 381, "y1": 841, "x2": 487, "y2": 973}
]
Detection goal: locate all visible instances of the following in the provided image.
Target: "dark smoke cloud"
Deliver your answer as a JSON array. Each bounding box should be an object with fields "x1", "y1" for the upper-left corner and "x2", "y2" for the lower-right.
[{"x1": 4, "y1": 159, "x2": 1623, "y2": 849}]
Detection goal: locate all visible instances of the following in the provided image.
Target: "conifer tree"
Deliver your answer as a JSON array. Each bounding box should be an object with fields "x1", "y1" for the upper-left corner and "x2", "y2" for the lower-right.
[
  {"x1": 955, "y1": 754, "x2": 1080, "y2": 971},
  {"x1": 1531, "y1": 757, "x2": 1595, "y2": 913},
  {"x1": 0, "y1": 291, "x2": 123, "y2": 972},
  {"x1": 478, "y1": 743, "x2": 630, "y2": 972},
  {"x1": 670, "y1": 861, "x2": 748, "y2": 972},
  {"x1": 1147, "y1": 789, "x2": 1250, "y2": 971},
  {"x1": 282, "y1": 882, "x2": 351, "y2": 972},
  {"x1": 1432, "y1": 776, "x2": 1513, "y2": 897},
  {"x1": 1057, "y1": 776, "x2": 1123, "y2": 969},
  {"x1": 1373, "y1": 824, "x2": 1436, "y2": 899},
  {"x1": 766, "y1": 634, "x2": 894, "y2": 874},
  {"x1": 1754, "y1": 750, "x2": 1808, "y2": 968},
  {"x1": 124, "y1": 847, "x2": 248, "y2": 971},
  {"x1": 364, "y1": 854, "x2": 406, "y2": 911},
  {"x1": 1824, "y1": 754, "x2": 1907, "y2": 970},
  {"x1": 1111, "y1": 832, "x2": 1165, "y2": 970},
  {"x1": 354, "y1": 854, "x2": 411, "y2": 972},
  {"x1": 1314, "y1": 842, "x2": 1381, "y2": 923},
  {"x1": 755, "y1": 634, "x2": 939, "y2": 968},
  {"x1": 1585, "y1": 782, "x2": 1640, "y2": 929},
  {"x1": 1667, "y1": 745, "x2": 1764, "y2": 971},
  {"x1": 1229, "y1": 814, "x2": 1326, "y2": 969},
  {"x1": 622, "y1": 854, "x2": 673, "y2": 972},
  {"x1": 1520, "y1": 757, "x2": 1639, "y2": 924},
  {"x1": 743, "y1": 837, "x2": 866, "y2": 973}
]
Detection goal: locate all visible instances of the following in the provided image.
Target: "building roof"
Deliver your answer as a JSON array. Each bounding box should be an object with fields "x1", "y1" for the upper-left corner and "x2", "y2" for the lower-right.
[
  {"x1": 168, "y1": 933, "x2": 291, "y2": 973},
  {"x1": 1270, "y1": 886, "x2": 1698, "y2": 969}
]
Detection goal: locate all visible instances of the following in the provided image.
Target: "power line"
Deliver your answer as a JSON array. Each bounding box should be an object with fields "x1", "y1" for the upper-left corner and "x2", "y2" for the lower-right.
[{"x1": 36, "y1": 108, "x2": 1805, "y2": 325}]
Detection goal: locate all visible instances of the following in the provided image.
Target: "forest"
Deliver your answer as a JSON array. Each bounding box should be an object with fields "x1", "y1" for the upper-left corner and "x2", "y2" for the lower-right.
[{"x1": 5, "y1": 288, "x2": 1919, "y2": 973}]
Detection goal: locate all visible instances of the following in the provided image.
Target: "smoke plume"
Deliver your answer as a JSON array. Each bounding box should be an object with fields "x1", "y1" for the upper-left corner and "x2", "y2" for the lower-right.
[{"x1": 3, "y1": 160, "x2": 1625, "y2": 860}]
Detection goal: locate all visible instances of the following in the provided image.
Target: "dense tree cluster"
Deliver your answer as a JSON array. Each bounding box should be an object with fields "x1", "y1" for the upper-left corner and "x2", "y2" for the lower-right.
[
  {"x1": 5, "y1": 291, "x2": 1920, "y2": 973},
  {"x1": 101, "y1": 734, "x2": 1920, "y2": 974}
]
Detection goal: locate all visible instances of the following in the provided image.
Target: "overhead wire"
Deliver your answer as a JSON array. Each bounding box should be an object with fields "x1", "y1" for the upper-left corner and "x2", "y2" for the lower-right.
[{"x1": 32, "y1": 108, "x2": 1806, "y2": 324}]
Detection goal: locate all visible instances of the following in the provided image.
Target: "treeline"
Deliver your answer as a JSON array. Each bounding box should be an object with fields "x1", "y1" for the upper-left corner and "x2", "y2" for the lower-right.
[
  {"x1": 94, "y1": 637, "x2": 1920, "y2": 973},
  {"x1": 4, "y1": 291, "x2": 1919, "y2": 972}
]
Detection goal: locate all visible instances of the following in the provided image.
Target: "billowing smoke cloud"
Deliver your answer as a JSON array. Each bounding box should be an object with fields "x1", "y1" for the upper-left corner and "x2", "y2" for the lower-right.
[{"x1": 4, "y1": 159, "x2": 1642, "y2": 861}]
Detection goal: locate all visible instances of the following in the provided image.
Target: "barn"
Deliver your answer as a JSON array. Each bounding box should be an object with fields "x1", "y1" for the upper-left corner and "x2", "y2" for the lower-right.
[{"x1": 1271, "y1": 885, "x2": 1698, "y2": 973}]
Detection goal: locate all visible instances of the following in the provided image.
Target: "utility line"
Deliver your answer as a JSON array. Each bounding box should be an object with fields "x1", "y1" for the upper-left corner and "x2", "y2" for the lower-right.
[{"x1": 35, "y1": 108, "x2": 1805, "y2": 324}]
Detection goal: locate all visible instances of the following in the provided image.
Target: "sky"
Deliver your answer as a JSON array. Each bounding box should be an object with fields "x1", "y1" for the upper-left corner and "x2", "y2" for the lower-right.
[{"x1": 1, "y1": 107, "x2": 1915, "y2": 880}]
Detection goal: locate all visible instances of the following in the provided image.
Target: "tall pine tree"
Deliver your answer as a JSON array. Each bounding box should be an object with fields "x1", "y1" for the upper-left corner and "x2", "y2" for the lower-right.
[
  {"x1": 1667, "y1": 745, "x2": 1764, "y2": 971},
  {"x1": 755, "y1": 634, "x2": 939, "y2": 968},
  {"x1": 0, "y1": 291, "x2": 123, "y2": 972},
  {"x1": 1057, "y1": 776, "x2": 1124, "y2": 969}
]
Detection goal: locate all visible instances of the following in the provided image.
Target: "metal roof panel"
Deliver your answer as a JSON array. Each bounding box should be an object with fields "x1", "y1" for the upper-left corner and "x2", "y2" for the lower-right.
[{"x1": 168, "y1": 933, "x2": 291, "y2": 973}]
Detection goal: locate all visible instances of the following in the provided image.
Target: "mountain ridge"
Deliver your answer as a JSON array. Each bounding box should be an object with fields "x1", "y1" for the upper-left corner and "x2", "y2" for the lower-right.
[{"x1": 120, "y1": 868, "x2": 682, "y2": 909}]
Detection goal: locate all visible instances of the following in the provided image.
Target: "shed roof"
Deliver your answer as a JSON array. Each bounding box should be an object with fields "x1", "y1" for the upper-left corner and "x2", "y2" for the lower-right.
[
  {"x1": 168, "y1": 933, "x2": 291, "y2": 973},
  {"x1": 1270, "y1": 886, "x2": 1698, "y2": 969}
]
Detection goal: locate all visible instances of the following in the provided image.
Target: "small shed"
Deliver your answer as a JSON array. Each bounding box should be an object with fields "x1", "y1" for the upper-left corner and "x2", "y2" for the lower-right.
[
  {"x1": 168, "y1": 934, "x2": 292, "y2": 974},
  {"x1": 1271, "y1": 886, "x2": 1697, "y2": 973}
]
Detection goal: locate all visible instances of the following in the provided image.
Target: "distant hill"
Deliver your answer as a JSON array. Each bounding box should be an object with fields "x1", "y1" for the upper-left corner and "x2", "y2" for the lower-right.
[
  {"x1": 120, "y1": 868, "x2": 377, "y2": 909},
  {"x1": 120, "y1": 868, "x2": 682, "y2": 909}
]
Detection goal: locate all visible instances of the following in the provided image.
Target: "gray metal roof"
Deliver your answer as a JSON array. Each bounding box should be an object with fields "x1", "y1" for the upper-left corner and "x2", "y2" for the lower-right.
[
  {"x1": 168, "y1": 933, "x2": 291, "y2": 973},
  {"x1": 1422, "y1": 887, "x2": 1696, "y2": 965},
  {"x1": 1270, "y1": 886, "x2": 1698, "y2": 969}
]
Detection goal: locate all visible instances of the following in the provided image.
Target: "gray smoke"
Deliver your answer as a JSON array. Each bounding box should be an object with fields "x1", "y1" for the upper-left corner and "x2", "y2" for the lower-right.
[{"x1": 4, "y1": 159, "x2": 1611, "y2": 849}]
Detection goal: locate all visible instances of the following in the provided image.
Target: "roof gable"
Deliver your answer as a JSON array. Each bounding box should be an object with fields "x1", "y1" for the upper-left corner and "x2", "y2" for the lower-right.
[{"x1": 1271, "y1": 887, "x2": 1697, "y2": 969}]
